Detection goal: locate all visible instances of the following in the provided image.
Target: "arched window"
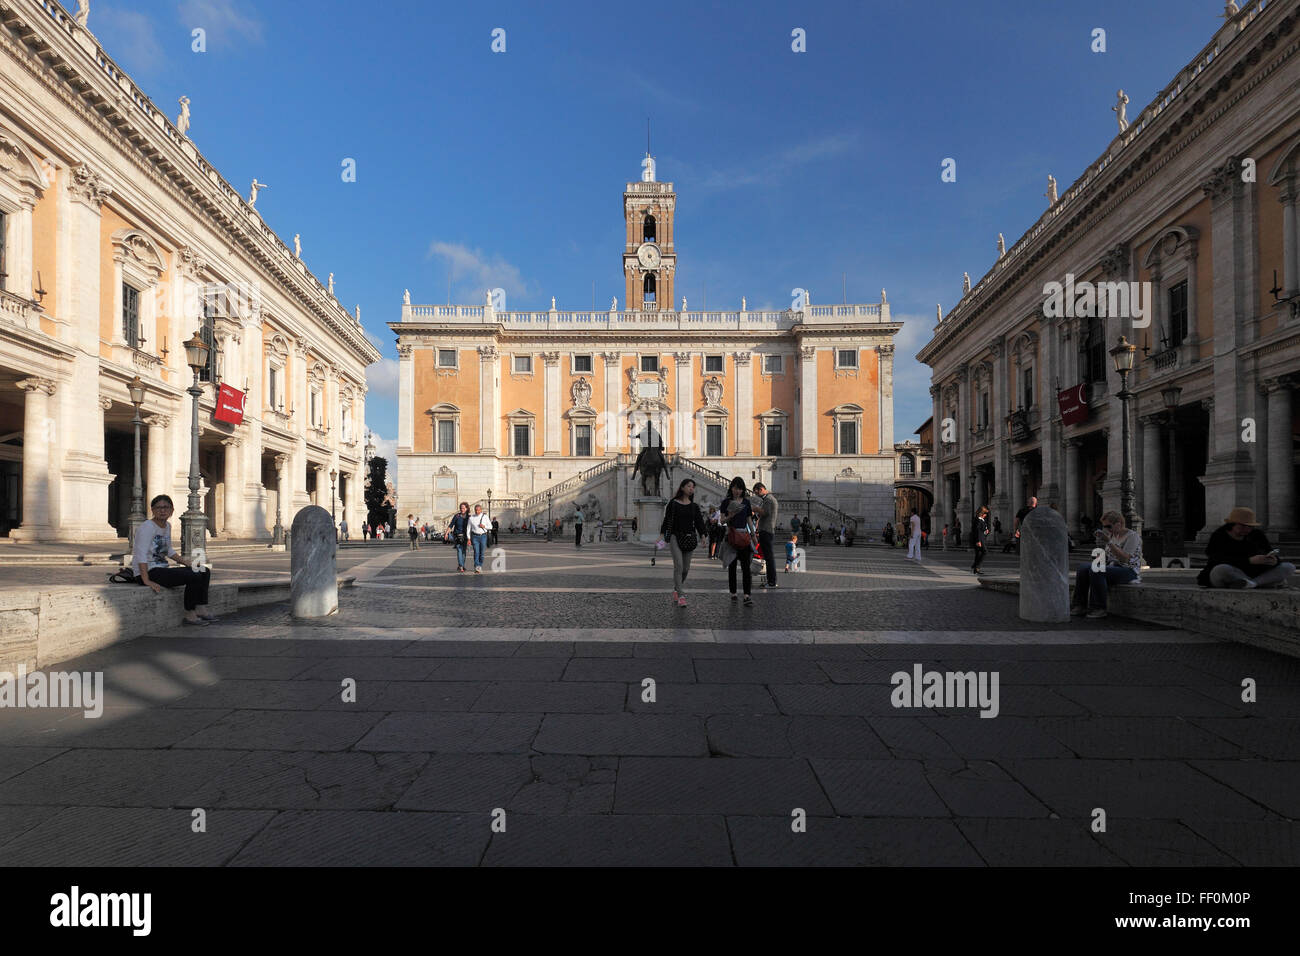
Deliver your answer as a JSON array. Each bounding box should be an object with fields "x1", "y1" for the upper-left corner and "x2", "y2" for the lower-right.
[
  {"x1": 643, "y1": 273, "x2": 656, "y2": 303},
  {"x1": 900, "y1": 454, "x2": 915, "y2": 476},
  {"x1": 643, "y1": 214, "x2": 657, "y2": 242}
]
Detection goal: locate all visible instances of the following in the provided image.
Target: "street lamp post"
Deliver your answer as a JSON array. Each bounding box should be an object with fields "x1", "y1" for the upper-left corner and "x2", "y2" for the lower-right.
[
  {"x1": 968, "y1": 469, "x2": 977, "y2": 551},
  {"x1": 272, "y1": 455, "x2": 285, "y2": 546},
  {"x1": 546, "y1": 490, "x2": 553, "y2": 541},
  {"x1": 329, "y1": 468, "x2": 337, "y2": 537},
  {"x1": 180, "y1": 332, "x2": 209, "y2": 559},
  {"x1": 487, "y1": 488, "x2": 493, "y2": 545},
  {"x1": 126, "y1": 375, "x2": 147, "y2": 544},
  {"x1": 1109, "y1": 335, "x2": 1140, "y2": 536},
  {"x1": 1161, "y1": 384, "x2": 1183, "y2": 554},
  {"x1": 805, "y1": 488, "x2": 812, "y2": 547}
]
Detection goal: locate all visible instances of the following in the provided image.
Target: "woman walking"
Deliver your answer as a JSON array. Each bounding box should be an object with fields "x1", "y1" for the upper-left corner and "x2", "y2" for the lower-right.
[
  {"x1": 719, "y1": 476, "x2": 757, "y2": 605},
  {"x1": 971, "y1": 505, "x2": 990, "y2": 574},
  {"x1": 657, "y1": 479, "x2": 707, "y2": 607},
  {"x1": 444, "y1": 502, "x2": 471, "y2": 572},
  {"x1": 133, "y1": 494, "x2": 214, "y2": 625}
]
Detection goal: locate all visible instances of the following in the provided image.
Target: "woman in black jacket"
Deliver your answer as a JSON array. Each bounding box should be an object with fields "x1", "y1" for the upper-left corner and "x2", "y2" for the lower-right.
[
  {"x1": 971, "y1": 505, "x2": 990, "y2": 574},
  {"x1": 658, "y1": 479, "x2": 708, "y2": 607},
  {"x1": 443, "y1": 502, "x2": 471, "y2": 572},
  {"x1": 718, "y1": 476, "x2": 756, "y2": 605}
]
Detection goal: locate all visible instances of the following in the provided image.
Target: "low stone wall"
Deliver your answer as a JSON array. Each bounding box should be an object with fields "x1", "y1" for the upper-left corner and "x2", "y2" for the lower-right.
[
  {"x1": 979, "y1": 576, "x2": 1300, "y2": 657},
  {"x1": 0, "y1": 578, "x2": 330, "y2": 672}
]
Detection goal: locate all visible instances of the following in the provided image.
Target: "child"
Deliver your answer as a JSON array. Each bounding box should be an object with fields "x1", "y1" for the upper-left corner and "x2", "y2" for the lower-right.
[{"x1": 785, "y1": 533, "x2": 798, "y2": 572}]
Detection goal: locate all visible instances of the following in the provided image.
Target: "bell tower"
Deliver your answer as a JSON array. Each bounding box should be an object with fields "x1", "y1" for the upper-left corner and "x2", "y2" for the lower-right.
[{"x1": 623, "y1": 154, "x2": 676, "y2": 311}]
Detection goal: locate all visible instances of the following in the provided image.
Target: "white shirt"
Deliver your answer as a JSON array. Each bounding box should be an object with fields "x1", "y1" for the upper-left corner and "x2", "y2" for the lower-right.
[
  {"x1": 910, "y1": 514, "x2": 921, "y2": 537},
  {"x1": 133, "y1": 519, "x2": 176, "y2": 571},
  {"x1": 469, "y1": 512, "x2": 492, "y2": 535}
]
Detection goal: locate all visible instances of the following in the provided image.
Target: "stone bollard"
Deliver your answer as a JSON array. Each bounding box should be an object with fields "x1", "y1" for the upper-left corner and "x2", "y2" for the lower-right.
[
  {"x1": 1018, "y1": 507, "x2": 1070, "y2": 622},
  {"x1": 291, "y1": 505, "x2": 338, "y2": 618}
]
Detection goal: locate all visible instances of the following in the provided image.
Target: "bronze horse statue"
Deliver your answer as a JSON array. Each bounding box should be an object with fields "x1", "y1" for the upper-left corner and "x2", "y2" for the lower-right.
[{"x1": 632, "y1": 439, "x2": 671, "y2": 498}]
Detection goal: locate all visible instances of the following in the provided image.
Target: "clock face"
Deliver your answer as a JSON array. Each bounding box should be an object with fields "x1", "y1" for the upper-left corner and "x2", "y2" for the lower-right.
[{"x1": 637, "y1": 243, "x2": 661, "y2": 269}]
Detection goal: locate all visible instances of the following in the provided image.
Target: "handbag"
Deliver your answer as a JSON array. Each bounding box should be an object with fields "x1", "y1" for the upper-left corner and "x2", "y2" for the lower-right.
[{"x1": 673, "y1": 502, "x2": 699, "y2": 552}]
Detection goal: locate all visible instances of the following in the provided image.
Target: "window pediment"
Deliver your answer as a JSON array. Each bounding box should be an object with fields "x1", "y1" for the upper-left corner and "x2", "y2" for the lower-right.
[{"x1": 111, "y1": 229, "x2": 165, "y2": 279}]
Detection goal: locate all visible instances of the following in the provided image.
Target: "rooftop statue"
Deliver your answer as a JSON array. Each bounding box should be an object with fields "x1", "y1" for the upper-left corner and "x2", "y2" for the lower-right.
[
  {"x1": 176, "y1": 96, "x2": 191, "y2": 137},
  {"x1": 1113, "y1": 89, "x2": 1130, "y2": 132}
]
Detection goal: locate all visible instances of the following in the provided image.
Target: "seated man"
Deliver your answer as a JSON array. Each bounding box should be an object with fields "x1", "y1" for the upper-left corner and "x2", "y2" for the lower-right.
[
  {"x1": 1071, "y1": 510, "x2": 1142, "y2": 619},
  {"x1": 1198, "y1": 507, "x2": 1295, "y2": 590}
]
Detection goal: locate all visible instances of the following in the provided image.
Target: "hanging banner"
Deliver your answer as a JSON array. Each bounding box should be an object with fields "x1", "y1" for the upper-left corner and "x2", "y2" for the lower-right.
[
  {"x1": 214, "y1": 384, "x2": 247, "y2": 425},
  {"x1": 1057, "y1": 383, "x2": 1088, "y2": 426}
]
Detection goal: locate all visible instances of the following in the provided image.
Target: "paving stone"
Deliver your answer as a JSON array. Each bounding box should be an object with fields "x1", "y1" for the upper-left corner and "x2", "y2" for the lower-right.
[
  {"x1": 1003, "y1": 759, "x2": 1275, "y2": 820},
  {"x1": 0, "y1": 748, "x2": 246, "y2": 806},
  {"x1": 1183, "y1": 820, "x2": 1300, "y2": 866},
  {"x1": 1092, "y1": 819, "x2": 1242, "y2": 866},
  {"x1": 615, "y1": 757, "x2": 833, "y2": 815},
  {"x1": 472, "y1": 681, "x2": 625, "y2": 714},
  {"x1": 355, "y1": 713, "x2": 540, "y2": 753},
  {"x1": 0, "y1": 747, "x2": 66, "y2": 783},
  {"x1": 200, "y1": 656, "x2": 319, "y2": 680},
  {"x1": 867, "y1": 717, "x2": 964, "y2": 762},
  {"x1": 174, "y1": 710, "x2": 383, "y2": 751},
  {"x1": 728, "y1": 816, "x2": 983, "y2": 866},
  {"x1": 0, "y1": 807, "x2": 275, "y2": 866},
  {"x1": 426, "y1": 658, "x2": 569, "y2": 682},
  {"x1": 229, "y1": 810, "x2": 488, "y2": 866},
  {"x1": 534, "y1": 714, "x2": 707, "y2": 756},
  {"x1": 0, "y1": 707, "x2": 83, "y2": 746},
  {"x1": 770, "y1": 683, "x2": 899, "y2": 716},
  {"x1": 923, "y1": 760, "x2": 1051, "y2": 817},
  {"x1": 1189, "y1": 760, "x2": 1300, "y2": 817},
  {"x1": 295, "y1": 658, "x2": 441, "y2": 681},
  {"x1": 1176, "y1": 681, "x2": 1300, "y2": 718},
  {"x1": 692, "y1": 660, "x2": 827, "y2": 684},
  {"x1": 809, "y1": 759, "x2": 950, "y2": 816},
  {"x1": 395, "y1": 755, "x2": 534, "y2": 811},
  {"x1": 747, "y1": 644, "x2": 868, "y2": 660},
  {"x1": 512, "y1": 641, "x2": 576, "y2": 657},
  {"x1": 632, "y1": 643, "x2": 751, "y2": 658},
  {"x1": 136, "y1": 636, "x2": 287, "y2": 657},
  {"x1": 571, "y1": 641, "x2": 634, "y2": 657},
  {"x1": 921, "y1": 716, "x2": 1075, "y2": 759},
  {"x1": 562, "y1": 657, "x2": 696, "y2": 683},
  {"x1": 1035, "y1": 716, "x2": 1250, "y2": 759},
  {"x1": 0, "y1": 805, "x2": 63, "y2": 848},
  {"x1": 357, "y1": 681, "x2": 488, "y2": 712},
  {"x1": 165, "y1": 679, "x2": 343, "y2": 711},
  {"x1": 1186, "y1": 718, "x2": 1300, "y2": 759},
  {"x1": 511, "y1": 756, "x2": 618, "y2": 814},
  {"x1": 481, "y1": 814, "x2": 732, "y2": 866},
  {"x1": 56, "y1": 707, "x2": 233, "y2": 749},
  {"x1": 818, "y1": 660, "x2": 920, "y2": 684},
  {"x1": 397, "y1": 641, "x2": 523, "y2": 657},
  {"x1": 627, "y1": 683, "x2": 778, "y2": 715},
  {"x1": 198, "y1": 750, "x2": 429, "y2": 810},
  {"x1": 705, "y1": 715, "x2": 889, "y2": 758},
  {"x1": 1052, "y1": 685, "x2": 1245, "y2": 717},
  {"x1": 956, "y1": 819, "x2": 1124, "y2": 866}
]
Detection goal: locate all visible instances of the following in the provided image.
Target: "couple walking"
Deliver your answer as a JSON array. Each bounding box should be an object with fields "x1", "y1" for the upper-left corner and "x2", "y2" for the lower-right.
[{"x1": 658, "y1": 476, "x2": 778, "y2": 606}]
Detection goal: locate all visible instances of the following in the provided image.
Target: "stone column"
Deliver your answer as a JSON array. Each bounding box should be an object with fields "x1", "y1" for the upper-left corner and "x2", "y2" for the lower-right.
[
  {"x1": 13, "y1": 378, "x2": 56, "y2": 539},
  {"x1": 975, "y1": 468, "x2": 988, "y2": 509},
  {"x1": 396, "y1": 342, "x2": 413, "y2": 452},
  {"x1": 144, "y1": 414, "x2": 171, "y2": 504},
  {"x1": 877, "y1": 344, "x2": 894, "y2": 453},
  {"x1": 1280, "y1": 176, "x2": 1299, "y2": 297},
  {"x1": 955, "y1": 365, "x2": 970, "y2": 524},
  {"x1": 602, "y1": 351, "x2": 622, "y2": 454},
  {"x1": 1139, "y1": 414, "x2": 1164, "y2": 532},
  {"x1": 1009, "y1": 454, "x2": 1024, "y2": 517},
  {"x1": 542, "y1": 351, "x2": 561, "y2": 455},
  {"x1": 734, "y1": 351, "x2": 753, "y2": 455},
  {"x1": 1062, "y1": 439, "x2": 1080, "y2": 538},
  {"x1": 990, "y1": 340, "x2": 1011, "y2": 520},
  {"x1": 1263, "y1": 378, "x2": 1296, "y2": 535},
  {"x1": 799, "y1": 345, "x2": 817, "y2": 455},
  {"x1": 477, "y1": 345, "x2": 498, "y2": 454},
  {"x1": 222, "y1": 437, "x2": 242, "y2": 535},
  {"x1": 673, "y1": 352, "x2": 693, "y2": 454},
  {"x1": 1038, "y1": 311, "x2": 1061, "y2": 506}
]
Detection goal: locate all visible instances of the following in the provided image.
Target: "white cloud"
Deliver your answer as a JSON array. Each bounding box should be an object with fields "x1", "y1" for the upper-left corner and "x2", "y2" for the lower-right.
[
  {"x1": 365, "y1": 357, "x2": 400, "y2": 401},
  {"x1": 96, "y1": 6, "x2": 165, "y2": 72},
  {"x1": 177, "y1": 0, "x2": 264, "y2": 45},
  {"x1": 363, "y1": 328, "x2": 389, "y2": 353},
  {"x1": 672, "y1": 133, "x2": 861, "y2": 195},
  {"x1": 426, "y1": 240, "x2": 531, "y2": 303}
]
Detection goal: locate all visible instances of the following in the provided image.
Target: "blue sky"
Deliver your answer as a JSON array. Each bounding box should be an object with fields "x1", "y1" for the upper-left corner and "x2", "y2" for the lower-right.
[{"x1": 92, "y1": 0, "x2": 1226, "y2": 469}]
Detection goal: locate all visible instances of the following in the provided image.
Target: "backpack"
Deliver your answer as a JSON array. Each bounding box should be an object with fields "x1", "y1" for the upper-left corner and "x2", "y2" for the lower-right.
[{"x1": 109, "y1": 567, "x2": 138, "y2": 584}]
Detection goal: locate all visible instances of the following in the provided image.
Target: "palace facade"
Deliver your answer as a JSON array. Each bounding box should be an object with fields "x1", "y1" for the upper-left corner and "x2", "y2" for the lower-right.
[
  {"x1": 918, "y1": 0, "x2": 1300, "y2": 554},
  {"x1": 0, "y1": 0, "x2": 379, "y2": 543},
  {"x1": 392, "y1": 161, "x2": 901, "y2": 531}
]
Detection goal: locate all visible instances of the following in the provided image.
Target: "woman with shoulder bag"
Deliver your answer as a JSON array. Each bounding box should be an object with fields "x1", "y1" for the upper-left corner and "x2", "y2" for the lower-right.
[
  {"x1": 658, "y1": 478, "x2": 708, "y2": 607},
  {"x1": 719, "y1": 475, "x2": 757, "y2": 605},
  {"x1": 444, "y1": 501, "x2": 471, "y2": 572}
]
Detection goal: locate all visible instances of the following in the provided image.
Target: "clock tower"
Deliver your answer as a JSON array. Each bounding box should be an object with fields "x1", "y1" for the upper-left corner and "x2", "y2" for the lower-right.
[{"x1": 623, "y1": 154, "x2": 676, "y2": 310}]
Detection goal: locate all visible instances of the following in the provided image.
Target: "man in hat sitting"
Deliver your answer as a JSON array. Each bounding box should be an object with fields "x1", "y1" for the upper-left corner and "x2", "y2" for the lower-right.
[{"x1": 1198, "y1": 507, "x2": 1296, "y2": 589}]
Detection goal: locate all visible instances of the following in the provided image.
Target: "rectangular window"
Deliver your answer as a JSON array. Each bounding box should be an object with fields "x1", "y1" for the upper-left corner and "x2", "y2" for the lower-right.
[
  {"x1": 200, "y1": 294, "x2": 217, "y2": 382},
  {"x1": 573, "y1": 354, "x2": 593, "y2": 373},
  {"x1": 765, "y1": 424, "x2": 783, "y2": 456},
  {"x1": 763, "y1": 354, "x2": 783, "y2": 374},
  {"x1": 921, "y1": 459, "x2": 932, "y2": 476},
  {"x1": 0, "y1": 211, "x2": 7, "y2": 291},
  {"x1": 839, "y1": 422, "x2": 857, "y2": 455},
  {"x1": 268, "y1": 366, "x2": 280, "y2": 409},
  {"x1": 437, "y1": 349, "x2": 457, "y2": 368},
  {"x1": 1022, "y1": 367, "x2": 1034, "y2": 409},
  {"x1": 706, "y1": 424, "x2": 723, "y2": 457},
  {"x1": 575, "y1": 424, "x2": 592, "y2": 457},
  {"x1": 705, "y1": 354, "x2": 723, "y2": 373},
  {"x1": 122, "y1": 284, "x2": 140, "y2": 349},
  {"x1": 437, "y1": 420, "x2": 455, "y2": 453},
  {"x1": 310, "y1": 389, "x2": 320, "y2": 427},
  {"x1": 1169, "y1": 280, "x2": 1189, "y2": 347},
  {"x1": 513, "y1": 354, "x2": 532, "y2": 373},
  {"x1": 836, "y1": 349, "x2": 858, "y2": 369},
  {"x1": 640, "y1": 354, "x2": 659, "y2": 373},
  {"x1": 1083, "y1": 316, "x2": 1106, "y2": 382},
  {"x1": 979, "y1": 391, "x2": 990, "y2": 428},
  {"x1": 513, "y1": 424, "x2": 530, "y2": 456}
]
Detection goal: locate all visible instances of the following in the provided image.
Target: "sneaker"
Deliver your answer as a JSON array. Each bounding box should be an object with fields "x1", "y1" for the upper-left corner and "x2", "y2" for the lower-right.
[
  {"x1": 1086, "y1": 608, "x2": 1108, "y2": 619},
  {"x1": 768, "y1": 583, "x2": 778, "y2": 589},
  {"x1": 730, "y1": 593, "x2": 738, "y2": 601},
  {"x1": 1243, "y1": 578, "x2": 1258, "y2": 589},
  {"x1": 677, "y1": 595, "x2": 687, "y2": 607},
  {"x1": 672, "y1": 590, "x2": 679, "y2": 604},
  {"x1": 1070, "y1": 606, "x2": 1086, "y2": 617},
  {"x1": 758, "y1": 582, "x2": 770, "y2": 588},
  {"x1": 474, "y1": 568, "x2": 481, "y2": 573},
  {"x1": 743, "y1": 595, "x2": 753, "y2": 606}
]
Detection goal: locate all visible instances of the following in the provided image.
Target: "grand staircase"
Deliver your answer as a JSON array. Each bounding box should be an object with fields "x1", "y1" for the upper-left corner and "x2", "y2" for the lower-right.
[{"x1": 518, "y1": 456, "x2": 623, "y2": 516}]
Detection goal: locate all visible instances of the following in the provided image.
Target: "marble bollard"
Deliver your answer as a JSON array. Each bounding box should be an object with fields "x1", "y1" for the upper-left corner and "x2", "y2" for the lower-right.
[
  {"x1": 1019, "y1": 507, "x2": 1071, "y2": 622},
  {"x1": 291, "y1": 505, "x2": 338, "y2": 618}
]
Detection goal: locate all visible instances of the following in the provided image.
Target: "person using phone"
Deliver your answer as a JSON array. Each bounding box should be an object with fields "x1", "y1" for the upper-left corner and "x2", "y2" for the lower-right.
[
  {"x1": 1071, "y1": 510, "x2": 1142, "y2": 618},
  {"x1": 1198, "y1": 507, "x2": 1295, "y2": 589},
  {"x1": 133, "y1": 494, "x2": 214, "y2": 626}
]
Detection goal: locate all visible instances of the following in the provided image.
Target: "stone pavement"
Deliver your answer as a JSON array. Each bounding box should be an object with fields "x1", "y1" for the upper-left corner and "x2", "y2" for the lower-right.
[{"x1": 0, "y1": 539, "x2": 1296, "y2": 866}]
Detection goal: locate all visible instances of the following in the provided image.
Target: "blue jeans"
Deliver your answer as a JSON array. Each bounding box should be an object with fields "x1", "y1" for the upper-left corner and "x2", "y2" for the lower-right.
[
  {"x1": 1074, "y1": 564, "x2": 1137, "y2": 609},
  {"x1": 471, "y1": 533, "x2": 486, "y2": 568},
  {"x1": 454, "y1": 540, "x2": 467, "y2": 569}
]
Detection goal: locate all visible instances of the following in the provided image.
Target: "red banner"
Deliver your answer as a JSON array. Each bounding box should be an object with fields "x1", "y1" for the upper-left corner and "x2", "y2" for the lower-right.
[
  {"x1": 213, "y1": 384, "x2": 246, "y2": 425},
  {"x1": 1058, "y1": 383, "x2": 1088, "y2": 426}
]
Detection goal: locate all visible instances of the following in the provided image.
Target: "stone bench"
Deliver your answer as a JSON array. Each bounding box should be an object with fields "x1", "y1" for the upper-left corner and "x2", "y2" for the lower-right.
[
  {"x1": 0, "y1": 576, "x2": 355, "y2": 671},
  {"x1": 979, "y1": 574, "x2": 1300, "y2": 657}
]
